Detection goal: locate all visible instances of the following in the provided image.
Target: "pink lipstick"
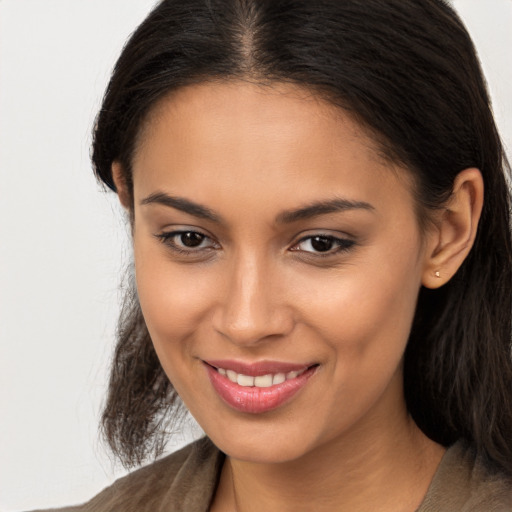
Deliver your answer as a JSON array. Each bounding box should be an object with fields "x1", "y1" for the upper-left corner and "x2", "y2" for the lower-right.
[{"x1": 204, "y1": 360, "x2": 317, "y2": 414}]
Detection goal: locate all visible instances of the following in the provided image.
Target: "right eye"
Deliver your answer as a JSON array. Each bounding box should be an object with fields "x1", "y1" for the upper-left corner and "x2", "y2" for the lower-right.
[{"x1": 155, "y1": 230, "x2": 219, "y2": 254}]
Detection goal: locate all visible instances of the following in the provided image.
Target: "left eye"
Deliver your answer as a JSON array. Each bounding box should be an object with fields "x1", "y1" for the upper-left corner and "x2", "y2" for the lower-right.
[
  {"x1": 292, "y1": 235, "x2": 354, "y2": 254},
  {"x1": 156, "y1": 231, "x2": 217, "y2": 252}
]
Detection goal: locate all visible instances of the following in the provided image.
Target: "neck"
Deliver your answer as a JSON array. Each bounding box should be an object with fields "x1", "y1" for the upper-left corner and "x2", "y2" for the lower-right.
[{"x1": 230, "y1": 422, "x2": 443, "y2": 512}]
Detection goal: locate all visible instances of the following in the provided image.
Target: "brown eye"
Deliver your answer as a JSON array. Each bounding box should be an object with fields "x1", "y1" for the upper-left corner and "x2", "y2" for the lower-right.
[
  {"x1": 310, "y1": 236, "x2": 334, "y2": 252},
  {"x1": 292, "y1": 234, "x2": 355, "y2": 255},
  {"x1": 155, "y1": 230, "x2": 218, "y2": 254},
  {"x1": 180, "y1": 232, "x2": 205, "y2": 247}
]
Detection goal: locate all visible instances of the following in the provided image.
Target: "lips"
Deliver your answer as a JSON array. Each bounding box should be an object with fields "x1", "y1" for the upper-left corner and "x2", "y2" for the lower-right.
[{"x1": 204, "y1": 360, "x2": 318, "y2": 414}]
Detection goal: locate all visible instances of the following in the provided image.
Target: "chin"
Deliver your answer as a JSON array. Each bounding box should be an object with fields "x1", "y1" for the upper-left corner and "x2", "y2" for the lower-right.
[
  {"x1": 204, "y1": 420, "x2": 319, "y2": 464},
  {"x1": 223, "y1": 439, "x2": 308, "y2": 464}
]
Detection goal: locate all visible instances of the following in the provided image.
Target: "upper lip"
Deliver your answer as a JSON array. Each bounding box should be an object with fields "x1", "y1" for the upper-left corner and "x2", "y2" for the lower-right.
[{"x1": 203, "y1": 359, "x2": 316, "y2": 376}]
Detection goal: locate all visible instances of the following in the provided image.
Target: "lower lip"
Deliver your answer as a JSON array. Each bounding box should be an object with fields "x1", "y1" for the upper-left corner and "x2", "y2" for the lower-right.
[{"x1": 205, "y1": 364, "x2": 317, "y2": 414}]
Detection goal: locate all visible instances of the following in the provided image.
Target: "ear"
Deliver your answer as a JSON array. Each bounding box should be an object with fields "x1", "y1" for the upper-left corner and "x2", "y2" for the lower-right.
[
  {"x1": 422, "y1": 168, "x2": 484, "y2": 289},
  {"x1": 111, "y1": 161, "x2": 131, "y2": 210}
]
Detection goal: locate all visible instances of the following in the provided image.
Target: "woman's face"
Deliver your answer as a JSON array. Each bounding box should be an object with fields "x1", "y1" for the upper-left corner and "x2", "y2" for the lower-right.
[{"x1": 128, "y1": 82, "x2": 435, "y2": 463}]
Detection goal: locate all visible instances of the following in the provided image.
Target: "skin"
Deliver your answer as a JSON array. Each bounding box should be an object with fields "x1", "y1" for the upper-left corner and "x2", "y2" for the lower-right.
[{"x1": 113, "y1": 81, "x2": 483, "y2": 511}]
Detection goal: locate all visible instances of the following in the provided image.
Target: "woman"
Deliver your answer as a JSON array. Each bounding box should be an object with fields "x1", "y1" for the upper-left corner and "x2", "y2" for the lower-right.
[{"x1": 36, "y1": 0, "x2": 512, "y2": 510}]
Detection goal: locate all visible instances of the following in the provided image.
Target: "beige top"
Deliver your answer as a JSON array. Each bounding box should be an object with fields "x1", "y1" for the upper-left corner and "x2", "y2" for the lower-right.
[{"x1": 32, "y1": 437, "x2": 511, "y2": 512}]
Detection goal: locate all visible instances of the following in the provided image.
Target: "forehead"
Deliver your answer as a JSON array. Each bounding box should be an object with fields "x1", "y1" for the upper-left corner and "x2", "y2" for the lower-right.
[
  {"x1": 131, "y1": 81, "x2": 414, "y2": 219},
  {"x1": 136, "y1": 80, "x2": 390, "y2": 164}
]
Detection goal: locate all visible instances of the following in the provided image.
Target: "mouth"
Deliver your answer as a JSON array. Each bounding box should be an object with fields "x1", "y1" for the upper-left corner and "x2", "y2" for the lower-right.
[
  {"x1": 203, "y1": 360, "x2": 319, "y2": 414},
  {"x1": 209, "y1": 364, "x2": 310, "y2": 387}
]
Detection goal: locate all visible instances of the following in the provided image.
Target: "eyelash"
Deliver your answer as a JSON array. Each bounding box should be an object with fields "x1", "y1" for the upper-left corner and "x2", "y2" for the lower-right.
[
  {"x1": 155, "y1": 230, "x2": 219, "y2": 255},
  {"x1": 291, "y1": 234, "x2": 356, "y2": 256},
  {"x1": 154, "y1": 230, "x2": 355, "y2": 257}
]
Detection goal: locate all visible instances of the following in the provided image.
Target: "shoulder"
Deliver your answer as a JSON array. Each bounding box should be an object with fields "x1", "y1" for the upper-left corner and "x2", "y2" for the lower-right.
[
  {"x1": 418, "y1": 440, "x2": 512, "y2": 511},
  {"x1": 28, "y1": 437, "x2": 224, "y2": 512}
]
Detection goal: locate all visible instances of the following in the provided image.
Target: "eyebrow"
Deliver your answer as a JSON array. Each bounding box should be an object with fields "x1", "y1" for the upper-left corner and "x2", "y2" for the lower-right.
[
  {"x1": 140, "y1": 192, "x2": 374, "y2": 224},
  {"x1": 140, "y1": 192, "x2": 221, "y2": 222},
  {"x1": 276, "y1": 198, "x2": 375, "y2": 224}
]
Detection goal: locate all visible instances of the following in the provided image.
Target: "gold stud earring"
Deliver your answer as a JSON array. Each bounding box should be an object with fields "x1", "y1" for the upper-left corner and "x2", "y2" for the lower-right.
[{"x1": 435, "y1": 271, "x2": 441, "y2": 278}]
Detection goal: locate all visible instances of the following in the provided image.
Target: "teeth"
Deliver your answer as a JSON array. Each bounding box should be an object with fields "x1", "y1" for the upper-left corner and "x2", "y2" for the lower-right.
[
  {"x1": 254, "y1": 374, "x2": 273, "y2": 388},
  {"x1": 226, "y1": 370, "x2": 238, "y2": 383},
  {"x1": 216, "y1": 367, "x2": 308, "y2": 387},
  {"x1": 272, "y1": 373, "x2": 286, "y2": 385},
  {"x1": 237, "y1": 374, "x2": 255, "y2": 387}
]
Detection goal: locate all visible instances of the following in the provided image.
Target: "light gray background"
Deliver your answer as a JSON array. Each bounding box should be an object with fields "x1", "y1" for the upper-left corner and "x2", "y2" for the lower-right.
[{"x1": 0, "y1": 1, "x2": 510, "y2": 510}]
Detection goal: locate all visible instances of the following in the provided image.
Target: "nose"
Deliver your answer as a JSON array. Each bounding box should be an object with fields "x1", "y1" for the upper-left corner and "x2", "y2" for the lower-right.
[{"x1": 212, "y1": 251, "x2": 294, "y2": 346}]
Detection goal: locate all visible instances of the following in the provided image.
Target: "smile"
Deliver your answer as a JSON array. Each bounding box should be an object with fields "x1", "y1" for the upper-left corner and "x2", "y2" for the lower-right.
[
  {"x1": 216, "y1": 367, "x2": 307, "y2": 388},
  {"x1": 204, "y1": 360, "x2": 318, "y2": 414}
]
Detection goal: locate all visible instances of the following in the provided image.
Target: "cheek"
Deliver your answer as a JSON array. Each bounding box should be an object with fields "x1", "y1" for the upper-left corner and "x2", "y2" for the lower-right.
[
  {"x1": 133, "y1": 237, "x2": 217, "y2": 352},
  {"x1": 289, "y1": 250, "x2": 423, "y2": 435},
  {"x1": 133, "y1": 241, "x2": 222, "y2": 408},
  {"x1": 294, "y1": 238, "x2": 423, "y2": 369}
]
